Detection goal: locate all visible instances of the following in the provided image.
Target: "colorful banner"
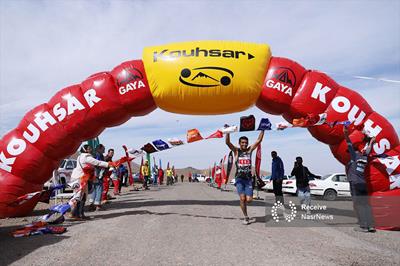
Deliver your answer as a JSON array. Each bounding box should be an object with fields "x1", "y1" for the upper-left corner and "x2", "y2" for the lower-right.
[
  {"x1": 257, "y1": 118, "x2": 272, "y2": 131},
  {"x1": 141, "y1": 143, "x2": 158, "y2": 153},
  {"x1": 225, "y1": 151, "x2": 234, "y2": 184},
  {"x1": 220, "y1": 124, "x2": 238, "y2": 134},
  {"x1": 168, "y1": 138, "x2": 184, "y2": 146},
  {"x1": 152, "y1": 139, "x2": 170, "y2": 151},
  {"x1": 240, "y1": 115, "x2": 256, "y2": 131},
  {"x1": 255, "y1": 144, "x2": 261, "y2": 178},
  {"x1": 123, "y1": 145, "x2": 134, "y2": 185},
  {"x1": 206, "y1": 130, "x2": 223, "y2": 139},
  {"x1": 187, "y1": 129, "x2": 204, "y2": 143}
]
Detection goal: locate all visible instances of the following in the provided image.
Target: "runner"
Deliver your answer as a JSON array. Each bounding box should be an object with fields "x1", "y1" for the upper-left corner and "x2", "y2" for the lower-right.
[{"x1": 225, "y1": 131, "x2": 264, "y2": 225}]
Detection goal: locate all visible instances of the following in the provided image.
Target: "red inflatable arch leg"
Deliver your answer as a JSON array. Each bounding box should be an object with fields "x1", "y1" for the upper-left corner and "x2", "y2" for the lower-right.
[
  {"x1": 0, "y1": 60, "x2": 156, "y2": 218},
  {"x1": 257, "y1": 56, "x2": 400, "y2": 229}
]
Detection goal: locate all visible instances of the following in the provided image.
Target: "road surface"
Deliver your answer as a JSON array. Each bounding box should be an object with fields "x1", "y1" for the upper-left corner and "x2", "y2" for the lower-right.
[{"x1": 1, "y1": 183, "x2": 399, "y2": 266}]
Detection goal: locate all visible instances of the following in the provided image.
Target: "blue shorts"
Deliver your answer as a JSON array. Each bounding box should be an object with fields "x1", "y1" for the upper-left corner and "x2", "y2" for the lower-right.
[{"x1": 235, "y1": 178, "x2": 253, "y2": 197}]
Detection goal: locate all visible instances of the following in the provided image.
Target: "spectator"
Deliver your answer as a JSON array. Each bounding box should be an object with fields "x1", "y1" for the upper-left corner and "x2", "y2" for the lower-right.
[
  {"x1": 290, "y1": 156, "x2": 317, "y2": 214},
  {"x1": 166, "y1": 167, "x2": 173, "y2": 185},
  {"x1": 344, "y1": 126, "x2": 376, "y2": 233},
  {"x1": 69, "y1": 144, "x2": 109, "y2": 220},
  {"x1": 102, "y1": 149, "x2": 115, "y2": 203},
  {"x1": 141, "y1": 160, "x2": 150, "y2": 190},
  {"x1": 181, "y1": 174, "x2": 184, "y2": 182},
  {"x1": 271, "y1": 151, "x2": 285, "y2": 204},
  {"x1": 110, "y1": 166, "x2": 120, "y2": 196},
  {"x1": 158, "y1": 167, "x2": 164, "y2": 185},
  {"x1": 88, "y1": 144, "x2": 106, "y2": 211}
]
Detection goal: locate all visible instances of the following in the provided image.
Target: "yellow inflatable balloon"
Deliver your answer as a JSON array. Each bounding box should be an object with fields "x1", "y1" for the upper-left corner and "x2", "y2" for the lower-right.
[{"x1": 143, "y1": 41, "x2": 271, "y2": 114}]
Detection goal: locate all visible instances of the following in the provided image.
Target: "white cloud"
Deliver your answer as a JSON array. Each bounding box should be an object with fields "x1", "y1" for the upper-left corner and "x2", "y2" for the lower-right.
[{"x1": 0, "y1": 0, "x2": 399, "y2": 175}]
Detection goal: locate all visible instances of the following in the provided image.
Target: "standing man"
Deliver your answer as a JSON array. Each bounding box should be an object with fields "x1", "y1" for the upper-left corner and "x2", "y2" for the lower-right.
[
  {"x1": 102, "y1": 148, "x2": 115, "y2": 203},
  {"x1": 291, "y1": 156, "x2": 317, "y2": 214},
  {"x1": 344, "y1": 126, "x2": 376, "y2": 233},
  {"x1": 141, "y1": 160, "x2": 150, "y2": 190},
  {"x1": 271, "y1": 151, "x2": 285, "y2": 204},
  {"x1": 226, "y1": 131, "x2": 264, "y2": 225},
  {"x1": 89, "y1": 144, "x2": 106, "y2": 211}
]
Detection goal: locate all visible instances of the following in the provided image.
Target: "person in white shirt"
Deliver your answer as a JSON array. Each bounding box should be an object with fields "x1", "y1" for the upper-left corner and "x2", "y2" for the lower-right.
[{"x1": 69, "y1": 144, "x2": 110, "y2": 220}]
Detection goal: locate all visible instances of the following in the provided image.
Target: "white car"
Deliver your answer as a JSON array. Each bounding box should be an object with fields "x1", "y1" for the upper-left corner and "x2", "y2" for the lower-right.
[
  {"x1": 195, "y1": 174, "x2": 207, "y2": 182},
  {"x1": 264, "y1": 175, "x2": 291, "y2": 192},
  {"x1": 309, "y1": 173, "x2": 351, "y2": 201},
  {"x1": 44, "y1": 159, "x2": 77, "y2": 188},
  {"x1": 282, "y1": 175, "x2": 320, "y2": 194}
]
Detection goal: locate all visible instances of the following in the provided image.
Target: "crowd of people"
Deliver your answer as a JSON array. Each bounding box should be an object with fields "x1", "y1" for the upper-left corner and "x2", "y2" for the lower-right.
[
  {"x1": 67, "y1": 144, "x2": 187, "y2": 220},
  {"x1": 225, "y1": 125, "x2": 376, "y2": 232}
]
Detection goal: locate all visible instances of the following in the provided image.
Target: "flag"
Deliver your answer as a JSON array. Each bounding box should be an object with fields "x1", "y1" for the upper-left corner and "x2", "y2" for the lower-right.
[
  {"x1": 206, "y1": 130, "x2": 223, "y2": 139},
  {"x1": 219, "y1": 124, "x2": 238, "y2": 134},
  {"x1": 187, "y1": 129, "x2": 203, "y2": 143},
  {"x1": 152, "y1": 139, "x2": 170, "y2": 151},
  {"x1": 240, "y1": 115, "x2": 256, "y2": 131},
  {"x1": 212, "y1": 162, "x2": 216, "y2": 179},
  {"x1": 225, "y1": 151, "x2": 234, "y2": 184},
  {"x1": 255, "y1": 144, "x2": 261, "y2": 178},
  {"x1": 257, "y1": 118, "x2": 272, "y2": 131},
  {"x1": 276, "y1": 122, "x2": 292, "y2": 130},
  {"x1": 328, "y1": 120, "x2": 352, "y2": 128},
  {"x1": 292, "y1": 113, "x2": 327, "y2": 127},
  {"x1": 123, "y1": 145, "x2": 134, "y2": 185},
  {"x1": 128, "y1": 148, "x2": 144, "y2": 157},
  {"x1": 50, "y1": 203, "x2": 71, "y2": 215},
  {"x1": 141, "y1": 143, "x2": 157, "y2": 153},
  {"x1": 168, "y1": 138, "x2": 184, "y2": 146},
  {"x1": 11, "y1": 191, "x2": 42, "y2": 206},
  {"x1": 139, "y1": 157, "x2": 144, "y2": 181},
  {"x1": 221, "y1": 155, "x2": 227, "y2": 184}
]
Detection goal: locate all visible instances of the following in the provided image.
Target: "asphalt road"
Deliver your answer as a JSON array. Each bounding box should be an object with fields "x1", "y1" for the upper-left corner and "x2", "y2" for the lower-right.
[{"x1": 1, "y1": 183, "x2": 399, "y2": 266}]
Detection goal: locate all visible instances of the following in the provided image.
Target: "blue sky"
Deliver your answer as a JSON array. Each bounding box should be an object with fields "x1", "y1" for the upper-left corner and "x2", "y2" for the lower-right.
[{"x1": 0, "y1": 0, "x2": 399, "y2": 174}]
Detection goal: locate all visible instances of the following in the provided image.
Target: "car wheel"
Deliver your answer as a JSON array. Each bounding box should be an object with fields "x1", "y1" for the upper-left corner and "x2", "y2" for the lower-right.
[{"x1": 323, "y1": 189, "x2": 337, "y2": 201}]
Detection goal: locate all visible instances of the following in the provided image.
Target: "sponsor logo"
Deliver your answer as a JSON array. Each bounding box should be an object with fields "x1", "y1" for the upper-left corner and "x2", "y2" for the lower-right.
[
  {"x1": 265, "y1": 67, "x2": 297, "y2": 97},
  {"x1": 153, "y1": 47, "x2": 255, "y2": 62},
  {"x1": 179, "y1": 66, "x2": 234, "y2": 88},
  {"x1": 116, "y1": 67, "x2": 146, "y2": 95}
]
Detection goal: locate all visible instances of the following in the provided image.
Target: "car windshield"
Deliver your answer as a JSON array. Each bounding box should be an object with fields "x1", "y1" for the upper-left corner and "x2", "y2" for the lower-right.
[
  {"x1": 321, "y1": 174, "x2": 332, "y2": 180},
  {"x1": 59, "y1": 160, "x2": 66, "y2": 168}
]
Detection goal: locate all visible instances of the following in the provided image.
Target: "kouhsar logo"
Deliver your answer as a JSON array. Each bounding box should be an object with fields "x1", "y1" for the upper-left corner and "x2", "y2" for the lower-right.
[
  {"x1": 179, "y1": 66, "x2": 234, "y2": 88},
  {"x1": 153, "y1": 47, "x2": 255, "y2": 62}
]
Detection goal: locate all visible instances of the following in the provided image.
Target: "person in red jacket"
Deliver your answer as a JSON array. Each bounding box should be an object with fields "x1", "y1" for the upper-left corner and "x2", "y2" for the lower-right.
[
  {"x1": 215, "y1": 165, "x2": 222, "y2": 189},
  {"x1": 102, "y1": 149, "x2": 115, "y2": 203}
]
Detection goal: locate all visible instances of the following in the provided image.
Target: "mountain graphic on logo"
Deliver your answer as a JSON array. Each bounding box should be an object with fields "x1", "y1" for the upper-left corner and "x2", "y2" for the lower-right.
[
  {"x1": 117, "y1": 67, "x2": 144, "y2": 86},
  {"x1": 192, "y1": 72, "x2": 218, "y2": 82},
  {"x1": 273, "y1": 70, "x2": 294, "y2": 87}
]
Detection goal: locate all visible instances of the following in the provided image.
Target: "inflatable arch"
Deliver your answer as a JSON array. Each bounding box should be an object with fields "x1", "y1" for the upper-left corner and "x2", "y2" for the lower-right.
[{"x1": 0, "y1": 41, "x2": 399, "y2": 227}]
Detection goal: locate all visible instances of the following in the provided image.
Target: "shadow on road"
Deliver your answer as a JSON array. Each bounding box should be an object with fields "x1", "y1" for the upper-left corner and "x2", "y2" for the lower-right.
[{"x1": 0, "y1": 224, "x2": 71, "y2": 266}]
